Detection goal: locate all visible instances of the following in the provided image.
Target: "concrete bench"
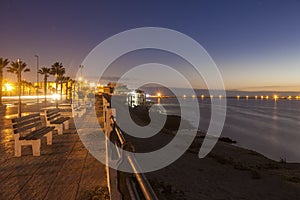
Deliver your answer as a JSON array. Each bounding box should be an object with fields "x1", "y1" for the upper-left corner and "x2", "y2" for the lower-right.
[
  {"x1": 44, "y1": 109, "x2": 70, "y2": 135},
  {"x1": 12, "y1": 113, "x2": 55, "y2": 157}
]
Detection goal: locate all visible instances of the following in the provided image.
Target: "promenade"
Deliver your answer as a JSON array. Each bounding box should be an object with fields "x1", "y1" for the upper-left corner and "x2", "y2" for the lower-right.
[{"x1": 0, "y1": 104, "x2": 108, "y2": 200}]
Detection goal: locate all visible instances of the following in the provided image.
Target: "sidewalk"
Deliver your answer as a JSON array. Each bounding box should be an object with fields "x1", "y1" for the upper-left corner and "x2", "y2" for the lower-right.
[{"x1": 0, "y1": 105, "x2": 108, "y2": 200}]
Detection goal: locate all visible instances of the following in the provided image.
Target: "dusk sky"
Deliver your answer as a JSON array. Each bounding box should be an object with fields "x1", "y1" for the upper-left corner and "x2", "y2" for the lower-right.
[{"x1": 1, "y1": 0, "x2": 300, "y2": 91}]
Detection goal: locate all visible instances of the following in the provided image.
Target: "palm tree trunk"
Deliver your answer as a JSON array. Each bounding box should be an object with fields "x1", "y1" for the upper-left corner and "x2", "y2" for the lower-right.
[
  {"x1": 70, "y1": 82, "x2": 73, "y2": 104},
  {"x1": 60, "y1": 80, "x2": 63, "y2": 102},
  {"x1": 55, "y1": 78, "x2": 58, "y2": 94},
  {"x1": 0, "y1": 70, "x2": 3, "y2": 105},
  {"x1": 44, "y1": 77, "x2": 47, "y2": 103},
  {"x1": 66, "y1": 82, "x2": 69, "y2": 100},
  {"x1": 22, "y1": 83, "x2": 25, "y2": 96}
]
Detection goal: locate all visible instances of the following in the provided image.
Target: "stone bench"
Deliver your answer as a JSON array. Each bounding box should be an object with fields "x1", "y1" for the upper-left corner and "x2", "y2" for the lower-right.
[
  {"x1": 12, "y1": 113, "x2": 55, "y2": 157},
  {"x1": 44, "y1": 108, "x2": 70, "y2": 135}
]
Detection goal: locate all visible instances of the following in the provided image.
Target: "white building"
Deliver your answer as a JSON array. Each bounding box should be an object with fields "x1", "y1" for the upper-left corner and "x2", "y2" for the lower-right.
[{"x1": 127, "y1": 89, "x2": 146, "y2": 108}]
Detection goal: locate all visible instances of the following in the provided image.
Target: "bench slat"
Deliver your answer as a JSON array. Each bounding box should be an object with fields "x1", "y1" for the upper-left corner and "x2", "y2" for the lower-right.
[
  {"x1": 50, "y1": 117, "x2": 70, "y2": 124},
  {"x1": 12, "y1": 113, "x2": 40, "y2": 123},
  {"x1": 46, "y1": 109, "x2": 60, "y2": 115},
  {"x1": 47, "y1": 113, "x2": 61, "y2": 121},
  {"x1": 20, "y1": 126, "x2": 55, "y2": 140},
  {"x1": 14, "y1": 122, "x2": 42, "y2": 134},
  {"x1": 12, "y1": 116, "x2": 41, "y2": 129}
]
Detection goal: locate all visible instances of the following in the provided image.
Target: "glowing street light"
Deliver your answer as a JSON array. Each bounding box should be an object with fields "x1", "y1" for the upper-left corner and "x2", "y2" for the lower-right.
[
  {"x1": 255, "y1": 96, "x2": 258, "y2": 100},
  {"x1": 273, "y1": 95, "x2": 279, "y2": 101},
  {"x1": 156, "y1": 92, "x2": 161, "y2": 104},
  {"x1": 246, "y1": 95, "x2": 249, "y2": 100},
  {"x1": 237, "y1": 95, "x2": 240, "y2": 100},
  {"x1": 52, "y1": 93, "x2": 60, "y2": 108},
  {"x1": 5, "y1": 83, "x2": 13, "y2": 92}
]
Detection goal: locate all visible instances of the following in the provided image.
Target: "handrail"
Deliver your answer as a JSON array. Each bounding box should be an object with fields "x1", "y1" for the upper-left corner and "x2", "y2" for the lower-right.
[{"x1": 110, "y1": 116, "x2": 158, "y2": 200}]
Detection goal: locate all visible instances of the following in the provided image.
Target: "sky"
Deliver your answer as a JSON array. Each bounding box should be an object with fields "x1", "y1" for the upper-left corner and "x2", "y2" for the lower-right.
[{"x1": 1, "y1": 0, "x2": 300, "y2": 91}]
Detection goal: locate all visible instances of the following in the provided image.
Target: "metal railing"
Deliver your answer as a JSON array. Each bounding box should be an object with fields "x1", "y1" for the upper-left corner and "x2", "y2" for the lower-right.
[{"x1": 103, "y1": 95, "x2": 158, "y2": 200}]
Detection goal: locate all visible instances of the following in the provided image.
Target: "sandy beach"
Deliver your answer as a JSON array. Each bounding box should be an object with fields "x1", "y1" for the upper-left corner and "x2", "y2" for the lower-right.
[{"x1": 125, "y1": 108, "x2": 300, "y2": 200}]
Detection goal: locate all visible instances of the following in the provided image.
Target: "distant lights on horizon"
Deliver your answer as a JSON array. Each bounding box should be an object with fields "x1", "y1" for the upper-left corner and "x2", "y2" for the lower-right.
[{"x1": 150, "y1": 93, "x2": 300, "y2": 101}]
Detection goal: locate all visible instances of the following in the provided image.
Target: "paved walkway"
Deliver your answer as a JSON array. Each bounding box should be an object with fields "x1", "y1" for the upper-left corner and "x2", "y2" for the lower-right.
[{"x1": 0, "y1": 106, "x2": 108, "y2": 200}]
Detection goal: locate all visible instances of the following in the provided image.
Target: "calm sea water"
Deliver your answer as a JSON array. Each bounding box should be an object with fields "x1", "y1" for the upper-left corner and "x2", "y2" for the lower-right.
[{"x1": 150, "y1": 97, "x2": 300, "y2": 162}]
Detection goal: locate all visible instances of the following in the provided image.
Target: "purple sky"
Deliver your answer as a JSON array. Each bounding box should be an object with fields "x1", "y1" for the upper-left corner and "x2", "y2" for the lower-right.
[{"x1": 1, "y1": 0, "x2": 300, "y2": 91}]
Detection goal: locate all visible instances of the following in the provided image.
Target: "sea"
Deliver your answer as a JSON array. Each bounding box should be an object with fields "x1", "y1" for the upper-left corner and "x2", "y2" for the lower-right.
[{"x1": 143, "y1": 88, "x2": 300, "y2": 162}]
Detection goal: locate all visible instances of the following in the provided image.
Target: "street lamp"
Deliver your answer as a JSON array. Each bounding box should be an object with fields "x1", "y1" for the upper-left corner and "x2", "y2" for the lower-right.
[
  {"x1": 17, "y1": 59, "x2": 21, "y2": 117},
  {"x1": 34, "y1": 55, "x2": 39, "y2": 104}
]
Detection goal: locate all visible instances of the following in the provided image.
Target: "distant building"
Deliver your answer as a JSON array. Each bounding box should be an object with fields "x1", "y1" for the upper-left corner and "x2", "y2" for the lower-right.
[
  {"x1": 114, "y1": 84, "x2": 129, "y2": 95},
  {"x1": 98, "y1": 85, "x2": 114, "y2": 94},
  {"x1": 127, "y1": 89, "x2": 146, "y2": 108}
]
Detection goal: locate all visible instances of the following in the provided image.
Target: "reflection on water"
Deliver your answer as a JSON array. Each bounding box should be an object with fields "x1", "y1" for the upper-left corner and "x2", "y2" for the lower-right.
[{"x1": 156, "y1": 98, "x2": 300, "y2": 162}]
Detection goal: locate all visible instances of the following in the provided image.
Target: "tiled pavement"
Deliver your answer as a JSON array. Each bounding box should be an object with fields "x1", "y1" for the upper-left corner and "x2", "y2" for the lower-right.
[{"x1": 0, "y1": 111, "x2": 107, "y2": 200}]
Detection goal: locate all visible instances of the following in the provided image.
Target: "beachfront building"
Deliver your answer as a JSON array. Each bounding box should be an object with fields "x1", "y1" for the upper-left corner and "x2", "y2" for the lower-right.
[{"x1": 127, "y1": 89, "x2": 146, "y2": 108}]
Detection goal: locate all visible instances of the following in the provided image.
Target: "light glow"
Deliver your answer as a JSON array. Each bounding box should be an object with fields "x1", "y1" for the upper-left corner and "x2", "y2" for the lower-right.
[
  {"x1": 52, "y1": 93, "x2": 60, "y2": 100},
  {"x1": 5, "y1": 83, "x2": 14, "y2": 91}
]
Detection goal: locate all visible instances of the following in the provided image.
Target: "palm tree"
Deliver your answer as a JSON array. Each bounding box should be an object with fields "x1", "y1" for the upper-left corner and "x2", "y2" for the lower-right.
[
  {"x1": 63, "y1": 76, "x2": 70, "y2": 100},
  {"x1": 69, "y1": 79, "x2": 75, "y2": 103},
  {"x1": 0, "y1": 58, "x2": 9, "y2": 105},
  {"x1": 21, "y1": 80, "x2": 33, "y2": 95},
  {"x1": 7, "y1": 59, "x2": 30, "y2": 117},
  {"x1": 38, "y1": 67, "x2": 51, "y2": 103},
  {"x1": 50, "y1": 62, "x2": 65, "y2": 97}
]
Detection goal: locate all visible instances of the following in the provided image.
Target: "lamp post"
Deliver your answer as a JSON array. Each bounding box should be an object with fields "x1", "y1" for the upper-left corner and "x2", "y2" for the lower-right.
[
  {"x1": 79, "y1": 65, "x2": 84, "y2": 105},
  {"x1": 79, "y1": 65, "x2": 83, "y2": 91},
  {"x1": 17, "y1": 59, "x2": 21, "y2": 117},
  {"x1": 34, "y1": 55, "x2": 39, "y2": 104}
]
